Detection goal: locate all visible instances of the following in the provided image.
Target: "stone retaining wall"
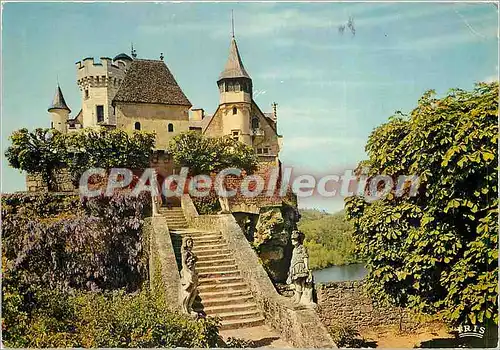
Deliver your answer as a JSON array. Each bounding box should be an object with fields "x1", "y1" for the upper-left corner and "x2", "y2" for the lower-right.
[
  {"x1": 181, "y1": 194, "x2": 336, "y2": 348},
  {"x1": 26, "y1": 168, "x2": 75, "y2": 192},
  {"x1": 316, "y1": 281, "x2": 416, "y2": 330}
]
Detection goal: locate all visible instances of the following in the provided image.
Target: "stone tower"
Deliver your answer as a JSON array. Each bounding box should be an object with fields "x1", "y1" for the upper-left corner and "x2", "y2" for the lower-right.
[
  {"x1": 75, "y1": 53, "x2": 132, "y2": 127},
  {"x1": 48, "y1": 84, "x2": 71, "y2": 134},
  {"x1": 217, "y1": 35, "x2": 253, "y2": 146}
]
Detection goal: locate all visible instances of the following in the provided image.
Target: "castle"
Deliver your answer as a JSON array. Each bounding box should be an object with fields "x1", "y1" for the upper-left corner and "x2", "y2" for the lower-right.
[{"x1": 48, "y1": 36, "x2": 283, "y2": 159}]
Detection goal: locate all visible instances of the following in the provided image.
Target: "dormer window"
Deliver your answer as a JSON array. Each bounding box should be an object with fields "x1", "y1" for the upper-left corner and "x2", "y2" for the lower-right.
[{"x1": 232, "y1": 107, "x2": 237, "y2": 115}]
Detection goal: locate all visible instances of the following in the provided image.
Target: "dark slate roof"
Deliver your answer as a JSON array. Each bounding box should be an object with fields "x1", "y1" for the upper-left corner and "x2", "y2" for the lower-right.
[
  {"x1": 218, "y1": 37, "x2": 251, "y2": 81},
  {"x1": 114, "y1": 53, "x2": 133, "y2": 61},
  {"x1": 67, "y1": 109, "x2": 82, "y2": 125},
  {"x1": 113, "y1": 59, "x2": 191, "y2": 106},
  {"x1": 48, "y1": 85, "x2": 71, "y2": 113}
]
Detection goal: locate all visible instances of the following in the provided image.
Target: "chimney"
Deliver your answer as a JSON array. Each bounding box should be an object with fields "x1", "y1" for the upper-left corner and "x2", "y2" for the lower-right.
[{"x1": 191, "y1": 108, "x2": 204, "y2": 121}]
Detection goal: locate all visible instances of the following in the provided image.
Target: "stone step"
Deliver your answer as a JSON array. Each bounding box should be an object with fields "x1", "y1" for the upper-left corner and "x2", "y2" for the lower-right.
[
  {"x1": 165, "y1": 220, "x2": 188, "y2": 225},
  {"x1": 204, "y1": 302, "x2": 258, "y2": 315},
  {"x1": 198, "y1": 270, "x2": 240, "y2": 279},
  {"x1": 164, "y1": 217, "x2": 187, "y2": 221},
  {"x1": 198, "y1": 281, "x2": 249, "y2": 293},
  {"x1": 192, "y1": 243, "x2": 228, "y2": 251},
  {"x1": 208, "y1": 309, "x2": 262, "y2": 322},
  {"x1": 195, "y1": 249, "x2": 231, "y2": 257},
  {"x1": 171, "y1": 230, "x2": 218, "y2": 236},
  {"x1": 219, "y1": 316, "x2": 265, "y2": 331},
  {"x1": 168, "y1": 225, "x2": 188, "y2": 229},
  {"x1": 198, "y1": 288, "x2": 252, "y2": 300},
  {"x1": 197, "y1": 264, "x2": 238, "y2": 274},
  {"x1": 172, "y1": 235, "x2": 226, "y2": 247},
  {"x1": 195, "y1": 253, "x2": 233, "y2": 261},
  {"x1": 172, "y1": 233, "x2": 222, "y2": 241},
  {"x1": 194, "y1": 294, "x2": 253, "y2": 308},
  {"x1": 196, "y1": 258, "x2": 236, "y2": 268},
  {"x1": 198, "y1": 276, "x2": 244, "y2": 286},
  {"x1": 201, "y1": 295, "x2": 255, "y2": 308}
]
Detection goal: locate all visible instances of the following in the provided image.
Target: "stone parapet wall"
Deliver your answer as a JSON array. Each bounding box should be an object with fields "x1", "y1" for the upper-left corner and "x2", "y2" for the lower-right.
[
  {"x1": 148, "y1": 216, "x2": 181, "y2": 311},
  {"x1": 181, "y1": 194, "x2": 335, "y2": 348},
  {"x1": 316, "y1": 281, "x2": 416, "y2": 330}
]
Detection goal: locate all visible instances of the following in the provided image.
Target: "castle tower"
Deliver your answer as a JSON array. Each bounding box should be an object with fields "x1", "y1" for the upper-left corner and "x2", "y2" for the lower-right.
[
  {"x1": 75, "y1": 53, "x2": 132, "y2": 127},
  {"x1": 48, "y1": 84, "x2": 71, "y2": 134},
  {"x1": 217, "y1": 35, "x2": 253, "y2": 146}
]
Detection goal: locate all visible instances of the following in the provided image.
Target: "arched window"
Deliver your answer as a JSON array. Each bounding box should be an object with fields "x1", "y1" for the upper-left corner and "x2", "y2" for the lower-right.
[
  {"x1": 232, "y1": 107, "x2": 237, "y2": 115},
  {"x1": 252, "y1": 116, "x2": 259, "y2": 129},
  {"x1": 134, "y1": 122, "x2": 141, "y2": 130},
  {"x1": 168, "y1": 123, "x2": 174, "y2": 132}
]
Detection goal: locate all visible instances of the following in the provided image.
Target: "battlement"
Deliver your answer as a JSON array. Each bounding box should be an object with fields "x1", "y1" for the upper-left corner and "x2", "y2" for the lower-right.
[{"x1": 76, "y1": 56, "x2": 128, "y2": 89}]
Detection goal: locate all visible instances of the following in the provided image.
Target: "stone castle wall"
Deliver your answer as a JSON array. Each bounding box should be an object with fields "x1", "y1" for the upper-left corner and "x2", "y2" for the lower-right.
[{"x1": 316, "y1": 281, "x2": 417, "y2": 330}]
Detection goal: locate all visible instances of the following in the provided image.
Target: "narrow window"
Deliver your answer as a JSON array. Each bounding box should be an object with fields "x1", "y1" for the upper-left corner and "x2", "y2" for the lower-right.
[
  {"x1": 51, "y1": 121, "x2": 54, "y2": 129},
  {"x1": 96, "y1": 105, "x2": 104, "y2": 123},
  {"x1": 263, "y1": 147, "x2": 269, "y2": 154},
  {"x1": 257, "y1": 148, "x2": 263, "y2": 155},
  {"x1": 84, "y1": 89, "x2": 89, "y2": 99},
  {"x1": 252, "y1": 116, "x2": 259, "y2": 129},
  {"x1": 232, "y1": 107, "x2": 237, "y2": 115},
  {"x1": 168, "y1": 123, "x2": 174, "y2": 132},
  {"x1": 134, "y1": 122, "x2": 141, "y2": 130},
  {"x1": 235, "y1": 82, "x2": 240, "y2": 92},
  {"x1": 232, "y1": 130, "x2": 239, "y2": 141}
]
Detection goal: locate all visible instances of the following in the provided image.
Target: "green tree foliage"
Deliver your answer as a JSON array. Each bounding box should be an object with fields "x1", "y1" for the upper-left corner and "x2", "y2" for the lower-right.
[
  {"x1": 345, "y1": 82, "x2": 498, "y2": 326},
  {"x1": 4, "y1": 128, "x2": 66, "y2": 189},
  {"x1": 168, "y1": 131, "x2": 258, "y2": 175},
  {"x1": 298, "y1": 209, "x2": 362, "y2": 270},
  {"x1": 4, "y1": 127, "x2": 155, "y2": 188}
]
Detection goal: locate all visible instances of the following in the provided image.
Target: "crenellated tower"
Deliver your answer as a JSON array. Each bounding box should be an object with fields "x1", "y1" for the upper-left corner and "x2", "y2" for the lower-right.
[
  {"x1": 216, "y1": 35, "x2": 253, "y2": 146},
  {"x1": 75, "y1": 53, "x2": 132, "y2": 127},
  {"x1": 48, "y1": 84, "x2": 71, "y2": 134}
]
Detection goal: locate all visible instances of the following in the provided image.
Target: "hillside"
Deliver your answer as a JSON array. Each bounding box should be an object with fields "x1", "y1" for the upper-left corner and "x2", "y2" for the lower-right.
[{"x1": 298, "y1": 209, "x2": 363, "y2": 270}]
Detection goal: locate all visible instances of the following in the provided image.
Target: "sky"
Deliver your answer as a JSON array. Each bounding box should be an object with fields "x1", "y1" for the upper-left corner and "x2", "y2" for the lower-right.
[{"x1": 1, "y1": 2, "x2": 498, "y2": 212}]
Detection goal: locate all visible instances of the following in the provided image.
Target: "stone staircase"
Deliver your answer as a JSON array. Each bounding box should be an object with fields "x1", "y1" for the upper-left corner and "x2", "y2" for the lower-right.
[
  {"x1": 158, "y1": 207, "x2": 188, "y2": 229},
  {"x1": 161, "y1": 207, "x2": 265, "y2": 330}
]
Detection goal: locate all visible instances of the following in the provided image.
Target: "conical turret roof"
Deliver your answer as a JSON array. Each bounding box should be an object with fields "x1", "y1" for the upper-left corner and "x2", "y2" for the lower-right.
[
  {"x1": 48, "y1": 85, "x2": 71, "y2": 113},
  {"x1": 218, "y1": 37, "x2": 251, "y2": 81}
]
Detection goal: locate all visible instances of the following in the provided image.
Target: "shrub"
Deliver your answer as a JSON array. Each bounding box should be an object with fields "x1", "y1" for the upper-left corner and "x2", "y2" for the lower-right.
[
  {"x1": 328, "y1": 323, "x2": 365, "y2": 348},
  {"x1": 2, "y1": 192, "x2": 151, "y2": 292},
  {"x1": 2, "y1": 286, "x2": 220, "y2": 348}
]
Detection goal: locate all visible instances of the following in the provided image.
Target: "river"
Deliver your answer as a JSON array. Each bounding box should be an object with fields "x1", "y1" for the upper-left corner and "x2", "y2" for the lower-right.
[{"x1": 312, "y1": 263, "x2": 368, "y2": 283}]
